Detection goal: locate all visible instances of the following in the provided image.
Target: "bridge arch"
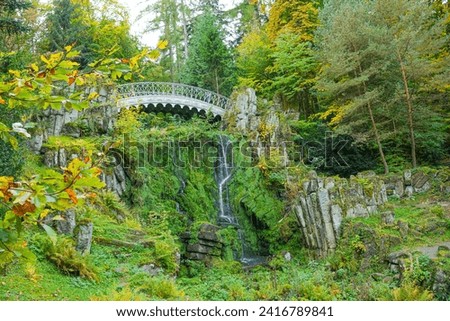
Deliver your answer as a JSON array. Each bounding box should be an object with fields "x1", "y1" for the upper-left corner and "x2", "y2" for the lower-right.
[{"x1": 116, "y1": 82, "x2": 231, "y2": 120}]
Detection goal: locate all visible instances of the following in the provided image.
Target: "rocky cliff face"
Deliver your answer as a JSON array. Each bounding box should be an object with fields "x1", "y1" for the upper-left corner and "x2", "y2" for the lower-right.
[
  {"x1": 30, "y1": 87, "x2": 127, "y2": 197},
  {"x1": 225, "y1": 88, "x2": 292, "y2": 166},
  {"x1": 29, "y1": 87, "x2": 126, "y2": 253},
  {"x1": 294, "y1": 170, "x2": 437, "y2": 257}
]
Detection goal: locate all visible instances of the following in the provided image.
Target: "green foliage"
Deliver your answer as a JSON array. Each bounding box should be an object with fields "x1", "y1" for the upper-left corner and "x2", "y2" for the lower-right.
[
  {"x1": 142, "y1": 0, "x2": 190, "y2": 81},
  {"x1": 33, "y1": 235, "x2": 98, "y2": 281},
  {"x1": 230, "y1": 164, "x2": 290, "y2": 254},
  {"x1": 236, "y1": 26, "x2": 273, "y2": 94},
  {"x1": 129, "y1": 272, "x2": 185, "y2": 300},
  {"x1": 0, "y1": 0, "x2": 31, "y2": 36},
  {"x1": 317, "y1": 0, "x2": 449, "y2": 169},
  {"x1": 90, "y1": 286, "x2": 146, "y2": 301},
  {"x1": 0, "y1": 139, "x2": 24, "y2": 177},
  {"x1": 290, "y1": 120, "x2": 377, "y2": 176},
  {"x1": 181, "y1": 11, "x2": 236, "y2": 96},
  {"x1": 42, "y1": 0, "x2": 140, "y2": 69},
  {"x1": 267, "y1": 32, "x2": 318, "y2": 113},
  {"x1": 388, "y1": 282, "x2": 434, "y2": 301},
  {"x1": 218, "y1": 226, "x2": 241, "y2": 261}
]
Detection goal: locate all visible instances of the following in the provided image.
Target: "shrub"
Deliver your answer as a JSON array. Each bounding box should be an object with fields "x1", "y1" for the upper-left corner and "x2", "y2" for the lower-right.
[
  {"x1": 91, "y1": 287, "x2": 146, "y2": 301},
  {"x1": 129, "y1": 273, "x2": 184, "y2": 300},
  {"x1": 388, "y1": 282, "x2": 434, "y2": 301},
  {"x1": 33, "y1": 235, "x2": 98, "y2": 281},
  {"x1": 0, "y1": 140, "x2": 24, "y2": 177}
]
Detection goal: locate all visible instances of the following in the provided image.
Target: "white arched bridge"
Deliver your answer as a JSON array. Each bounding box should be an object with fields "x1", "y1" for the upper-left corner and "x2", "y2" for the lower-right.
[{"x1": 116, "y1": 82, "x2": 232, "y2": 119}]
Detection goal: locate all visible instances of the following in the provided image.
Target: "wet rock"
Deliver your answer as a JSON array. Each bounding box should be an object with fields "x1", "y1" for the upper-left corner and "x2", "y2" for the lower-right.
[{"x1": 182, "y1": 224, "x2": 223, "y2": 261}]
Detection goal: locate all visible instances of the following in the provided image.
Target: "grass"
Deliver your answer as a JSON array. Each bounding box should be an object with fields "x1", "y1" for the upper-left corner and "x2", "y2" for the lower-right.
[
  {"x1": 350, "y1": 191, "x2": 450, "y2": 251},
  {"x1": 0, "y1": 259, "x2": 110, "y2": 301},
  {"x1": 1, "y1": 183, "x2": 449, "y2": 301}
]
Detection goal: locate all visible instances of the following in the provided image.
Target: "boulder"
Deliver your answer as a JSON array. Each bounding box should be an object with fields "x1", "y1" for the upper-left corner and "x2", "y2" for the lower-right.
[
  {"x1": 182, "y1": 224, "x2": 223, "y2": 261},
  {"x1": 432, "y1": 269, "x2": 449, "y2": 299},
  {"x1": 76, "y1": 222, "x2": 93, "y2": 254},
  {"x1": 381, "y1": 211, "x2": 395, "y2": 225},
  {"x1": 404, "y1": 170, "x2": 412, "y2": 186},
  {"x1": 55, "y1": 209, "x2": 77, "y2": 236},
  {"x1": 140, "y1": 264, "x2": 163, "y2": 276},
  {"x1": 412, "y1": 172, "x2": 431, "y2": 193}
]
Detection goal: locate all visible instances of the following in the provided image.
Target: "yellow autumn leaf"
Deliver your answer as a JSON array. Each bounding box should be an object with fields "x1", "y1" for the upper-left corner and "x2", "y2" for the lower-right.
[
  {"x1": 157, "y1": 39, "x2": 169, "y2": 50},
  {"x1": 40, "y1": 55, "x2": 50, "y2": 64},
  {"x1": 88, "y1": 91, "x2": 99, "y2": 100},
  {"x1": 30, "y1": 63, "x2": 39, "y2": 72},
  {"x1": 39, "y1": 209, "x2": 51, "y2": 220},
  {"x1": 148, "y1": 49, "x2": 160, "y2": 61},
  {"x1": 8, "y1": 69, "x2": 20, "y2": 77}
]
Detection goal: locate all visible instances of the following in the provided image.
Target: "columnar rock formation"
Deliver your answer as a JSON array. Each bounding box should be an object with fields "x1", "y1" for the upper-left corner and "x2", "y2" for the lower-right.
[{"x1": 294, "y1": 170, "x2": 435, "y2": 257}]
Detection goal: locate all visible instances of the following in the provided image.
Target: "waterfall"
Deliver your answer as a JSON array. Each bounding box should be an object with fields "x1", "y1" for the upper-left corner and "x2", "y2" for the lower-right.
[
  {"x1": 215, "y1": 135, "x2": 266, "y2": 266},
  {"x1": 215, "y1": 135, "x2": 236, "y2": 226}
]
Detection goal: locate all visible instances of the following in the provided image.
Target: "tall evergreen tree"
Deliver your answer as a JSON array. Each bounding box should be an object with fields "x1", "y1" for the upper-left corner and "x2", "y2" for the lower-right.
[
  {"x1": 373, "y1": 0, "x2": 449, "y2": 168},
  {"x1": 181, "y1": 11, "x2": 235, "y2": 95},
  {"x1": 316, "y1": 0, "x2": 391, "y2": 173},
  {"x1": 317, "y1": 0, "x2": 449, "y2": 171},
  {"x1": 0, "y1": 0, "x2": 31, "y2": 35},
  {"x1": 142, "y1": 0, "x2": 191, "y2": 81},
  {"x1": 42, "y1": 0, "x2": 94, "y2": 68}
]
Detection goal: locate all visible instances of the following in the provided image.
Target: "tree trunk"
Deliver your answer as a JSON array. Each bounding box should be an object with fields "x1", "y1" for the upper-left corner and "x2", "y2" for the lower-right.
[
  {"x1": 396, "y1": 47, "x2": 417, "y2": 168},
  {"x1": 214, "y1": 68, "x2": 219, "y2": 94},
  {"x1": 180, "y1": 0, "x2": 189, "y2": 60},
  {"x1": 367, "y1": 100, "x2": 389, "y2": 174},
  {"x1": 355, "y1": 60, "x2": 389, "y2": 174}
]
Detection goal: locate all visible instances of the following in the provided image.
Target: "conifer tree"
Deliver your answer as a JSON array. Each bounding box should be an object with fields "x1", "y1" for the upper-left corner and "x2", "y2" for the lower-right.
[{"x1": 181, "y1": 11, "x2": 235, "y2": 95}]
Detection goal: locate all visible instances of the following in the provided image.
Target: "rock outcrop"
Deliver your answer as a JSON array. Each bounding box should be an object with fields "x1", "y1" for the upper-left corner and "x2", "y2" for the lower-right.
[
  {"x1": 76, "y1": 222, "x2": 94, "y2": 255},
  {"x1": 181, "y1": 223, "x2": 224, "y2": 262},
  {"x1": 227, "y1": 88, "x2": 259, "y2": 133},
  {"x1": 30, "y1": 87, "x2": 127, "y2": 197},
  {"x1": 294, "y1": 170, "x2": 434, "y2": 257},
  {"x1": 226, "y1": 88, "x2": 292, "y2": 166}
]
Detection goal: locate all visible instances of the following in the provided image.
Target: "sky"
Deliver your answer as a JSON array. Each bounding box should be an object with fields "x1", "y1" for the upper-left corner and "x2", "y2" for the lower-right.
[{"x1": 117, "y1": 0, "x2": 237, "y2": 47}]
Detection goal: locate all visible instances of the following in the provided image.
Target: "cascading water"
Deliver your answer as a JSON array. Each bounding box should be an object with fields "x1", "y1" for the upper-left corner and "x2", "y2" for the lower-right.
[
  {"x1": 215, "y1": 135, "x2": 236, "y2": 226},
  {"x1": 215, "y1": 135, "x2": 266, "y2": 266}
]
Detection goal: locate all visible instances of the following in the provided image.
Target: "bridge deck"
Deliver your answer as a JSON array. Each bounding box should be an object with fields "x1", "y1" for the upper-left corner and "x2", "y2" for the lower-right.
[{"x1": 116, "y1": 82, "x2": 231, "y2": 117}]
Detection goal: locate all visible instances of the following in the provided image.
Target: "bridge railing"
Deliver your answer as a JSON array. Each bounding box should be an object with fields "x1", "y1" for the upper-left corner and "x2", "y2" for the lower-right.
[{"x1": 116, "y1": 82, "x2": 232, "y2": 110}]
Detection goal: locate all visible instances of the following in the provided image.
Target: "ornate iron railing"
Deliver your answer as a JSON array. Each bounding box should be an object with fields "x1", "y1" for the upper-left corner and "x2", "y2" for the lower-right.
[{"x1": 116, "y1": 82, "x2": 232, "y2": 110}]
